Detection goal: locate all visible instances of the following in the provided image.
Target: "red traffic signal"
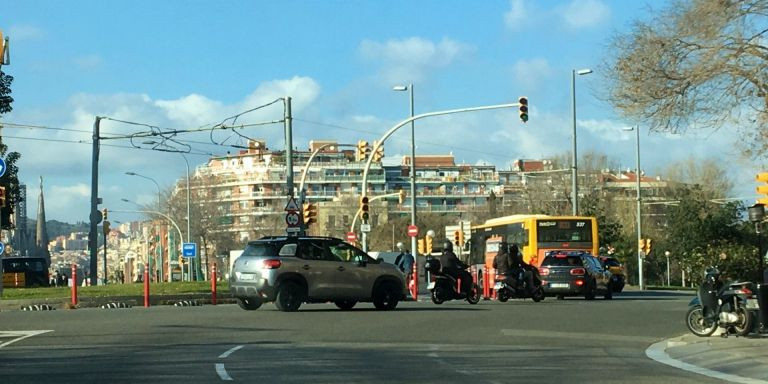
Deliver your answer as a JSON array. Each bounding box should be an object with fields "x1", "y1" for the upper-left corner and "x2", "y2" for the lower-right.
[{"x1": 518, "y1": 96, "x2": 529, "y2": 123}]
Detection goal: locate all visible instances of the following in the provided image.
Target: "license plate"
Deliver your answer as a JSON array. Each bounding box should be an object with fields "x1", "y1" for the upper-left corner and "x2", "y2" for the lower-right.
[
  {"x1": 494, "y1": 282, "x2": 504, "y2": 289},
  {"x1": 550, "y1": 283, "x2": 569, "y2": 289},
  {"x1": 238, "y1": 273, "x2": 256, "y2": 281},
  {"x1": 427, "y1": 282, "x2": 435, "y2": 290},
  {"x1": 746, "y1": 298, "x2": 760, "y2": 310}
]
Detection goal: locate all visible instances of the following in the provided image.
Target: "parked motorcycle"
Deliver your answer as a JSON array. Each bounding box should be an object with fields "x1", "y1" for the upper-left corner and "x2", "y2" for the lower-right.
[
  {"x1": 424, "y1": 258, "x2": 481, "y2": 305},
  {"x1": 686, "y1": 267, "x2": 758, "y2": 337},
  {"x1": 494, "y1": 268, "x2": 545, "y2": 302}
]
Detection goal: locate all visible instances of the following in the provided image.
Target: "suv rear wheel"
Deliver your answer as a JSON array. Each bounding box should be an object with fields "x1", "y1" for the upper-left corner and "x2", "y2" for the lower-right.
[
  {"x1": 275, "y1": 281, "x2": 305, "y2": 312},
  {"x1": 237, "y1": 298, "x2": 263, "y2": 311},
  {"x1": 373, "y1": 281, "x2": 400, "y2": 310}
]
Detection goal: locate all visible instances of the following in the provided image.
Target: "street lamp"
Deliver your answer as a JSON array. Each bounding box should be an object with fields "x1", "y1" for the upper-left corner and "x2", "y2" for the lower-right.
[
  {"x1": 623, "y1": 126, "x2": 643, "y2": 290},
  {"x1": 125, "y1": 171, "x2": 162, "y2": 212},
  {"x1": 571, "y1": 68, "x2": 592, "y2": 216},
  {"x1": 180, "y1": 154, "x2": 193, "y2": 281},
  {"x1": 665, "y1": 250, "x2": 671, "y2": 286},
  {"x1": 393, "y1": 83, "x2": 417, "y2": 270}
]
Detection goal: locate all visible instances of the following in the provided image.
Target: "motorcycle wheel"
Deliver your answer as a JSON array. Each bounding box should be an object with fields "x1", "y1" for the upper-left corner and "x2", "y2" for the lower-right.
[
  {"x1": 431, "y1": 287, "x2": 445, "y2": 305},
  {"x1": 532, "y1": 287, "x2": 545, "y2": 302},
  {"x1": 497, "y1": 289, "x2": 509, "y2": 302},
  {"x1": 466, "y1": 284, "x2": 481, "y2": 305},
  {"x1": 732, "y1": 307, "x2": 754, "y2": 337},
  {"x1": 686, "y1": 305, "x2": 717, "y2": 337}
]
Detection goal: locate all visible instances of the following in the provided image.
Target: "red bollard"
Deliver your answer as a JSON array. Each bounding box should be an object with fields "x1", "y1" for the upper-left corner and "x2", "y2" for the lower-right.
[
  {"x1": 490, "y1": 268, "x2": 497, "y2": 299},
  {"x1": 411, "y1": 262, "x2": 418, "y2": 301},
  {"x1": 143, "y1": 263, "x2": 150, "y2": 308},
  {"x1": 483, "y1": 266, "x2": 490, "y2": 299},
  {"x1": 71, "y1": 264, "x2": 78, "y2": 306},
  {"x1": 211, "y1": 263, "x2": 218, "y2": 305}
]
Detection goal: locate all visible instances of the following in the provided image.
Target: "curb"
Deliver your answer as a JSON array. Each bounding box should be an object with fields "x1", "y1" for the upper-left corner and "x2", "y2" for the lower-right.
[{"x1": 0, "y1": 293, "x2": 235, "y2": 311}]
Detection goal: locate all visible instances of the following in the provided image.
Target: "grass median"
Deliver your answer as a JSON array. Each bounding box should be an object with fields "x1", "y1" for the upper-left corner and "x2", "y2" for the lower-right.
[{"x1": 1, "y1": 281, "x2": 228, "y2": 300}]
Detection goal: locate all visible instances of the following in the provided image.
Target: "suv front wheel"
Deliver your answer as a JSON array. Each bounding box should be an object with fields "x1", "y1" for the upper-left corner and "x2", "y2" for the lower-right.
[
  {"x1": 237, "y1": 297, "x2": 263, "y2": 311},
  {"x1": 373, "y1": 281, "x2": 400, "y2": 310},
  {"x1": 275, "y1": 281, "x2": 306, "y2": 312}
]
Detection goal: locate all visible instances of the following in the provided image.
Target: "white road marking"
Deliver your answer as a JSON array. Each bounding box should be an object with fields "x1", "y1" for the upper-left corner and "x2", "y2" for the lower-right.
[
  {"x1": 215, "y1": 363, "x2": 233, "y2": 381},
  {"x1": 219, "y1": 345, "x2": 244, "y2": 359},
  {"x1": 0, "y1": 330, "x2": 53, "y2": 349},
  {"x1": 646, "y1": 339, "x2": 768, "y2": 384},
  {"x1": 501, "y1": 328, "x2": 655, "y2": 343}
]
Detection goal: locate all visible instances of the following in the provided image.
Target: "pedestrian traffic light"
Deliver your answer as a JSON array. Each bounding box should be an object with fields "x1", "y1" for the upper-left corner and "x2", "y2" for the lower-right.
[
  {"x1": 103, "y1": 220, "x2": 111, "y2": 235},
  {"x1": 360, "y1": 196, "x2": 370, "y2": 222},
  {"x1": 757, "y1": 172, "x2": 768, "y2": 205},
  {"x1": 644, "y1": 238, "x2": 653, "y2": 255},
  {"x1": 518, "y1": 96, "x2": 529, "y2": 123},
  {"x1": 0, "y1": 186, "x2": 6, "y2": 208},
  {"x1": 425, "y1": 236, "x2": 433, "y2": 254},
  {"x1": 372, "y1": 140, "x2": 384, "y2": 162},
  {"x1": 398, "y1": 190, "x2": 406, "y2": 204},
  {"x1": 102, "y1": 208, "x2": 108, "y2": 220},
  {"x1": 356, "y1": 140, "x2": 369, "y2": 161},
  {"x1": 418, "y1": 238, "x2": 425, "y2": 255},
  {"x1": 453, "y1": 230, "x2": 461, "y2": 247},
  {"x1": 302, "y1": 202, "x2": 317, "y2": 225}
]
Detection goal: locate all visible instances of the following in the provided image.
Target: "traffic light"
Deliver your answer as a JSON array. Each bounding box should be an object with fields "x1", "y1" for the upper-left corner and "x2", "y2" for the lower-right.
[
  {"x1": 372, "y1": 140, "x2": 384, "y2": 162},
  {"x1": 356, "y1": 140, "x2": 369, "y2": 161},
  {"x1": 458, "y1": 231, "x2": 465, "y2": 247},
  {"x1": 638, "y1": 238, "x2": 646, "y2": 253},
  {"x1": 425, "y1": 236, "x2": 433, "y2": 254},
  {"x1": 360, "y1": 196, "x2": 370, "y2": 222},
  {"x1": 418, "y1": 238, "x2": 425, "y2": 255},
  {"x1": 453, "y1": 230, "x2": 461, "y2": 247},
  {"x1": 518, "y1": 96, "x2": 529, "y2": 123},
  {"x1": 302, "y1": 202, "x2": 317, "y2": 225},
  {"x1": 398, "y1": 190, "x2": 406, "y2": 204},
  {"x1": 102, "y1": 208, "x2": 108, "y2": 220},
  {"x1": 0, "y1": 186, "x2": 6, "y2": 208},
  {"x1": 757, "y1": 172, "x2": 768, "y2": 205},
  {"x1": 644, "y1": 238, "x2": 653, "y2": 255},
  {"x1": 103, "y1": 220, "x2": 111, "y2": 235}
]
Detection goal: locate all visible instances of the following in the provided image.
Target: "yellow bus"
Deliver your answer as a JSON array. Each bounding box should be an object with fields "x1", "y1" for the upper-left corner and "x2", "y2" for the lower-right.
[{"x1": 468, "y1": 214, "x2": 599, "y2": 269}]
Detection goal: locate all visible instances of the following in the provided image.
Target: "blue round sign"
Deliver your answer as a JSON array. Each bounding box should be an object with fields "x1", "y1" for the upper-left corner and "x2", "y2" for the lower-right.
[
  {"x1": 0, "y1": 242, "x2": 5, "y2": 255},
  {"x1": 0, "y1": 158, "x2": 6, "y2": 178}
]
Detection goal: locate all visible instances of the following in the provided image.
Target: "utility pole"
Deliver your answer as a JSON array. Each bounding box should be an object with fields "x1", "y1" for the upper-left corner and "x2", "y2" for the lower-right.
[{"x1": 89, "y1": 117, "x2": 102, "y2": 285}]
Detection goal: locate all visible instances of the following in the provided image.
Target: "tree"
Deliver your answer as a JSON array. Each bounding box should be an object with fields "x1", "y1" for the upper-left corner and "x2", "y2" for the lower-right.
[
  {"x1": 0, "y1": 69, "x2": 21, "y2": 231},
  {"x1": 603, "y1": 0, "x2": 768, "y2": 158}
]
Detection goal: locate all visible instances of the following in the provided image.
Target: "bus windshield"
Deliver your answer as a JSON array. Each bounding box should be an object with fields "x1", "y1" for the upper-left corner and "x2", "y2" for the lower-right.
[{"x1": 536, "y1": 219, "x2": 593, "y2": 243}]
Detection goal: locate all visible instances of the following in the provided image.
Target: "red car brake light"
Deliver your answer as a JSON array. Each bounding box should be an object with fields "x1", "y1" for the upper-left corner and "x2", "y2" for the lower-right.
[
  {"x1": 570, "y1": 268, "x2": 585, "y2": 275},
  {"x1": 539, "y1": 267, "x2": 550, "y2": 276},
  {"x1": 262, "y1": 259, "x2": 282, "y2": 269},
  {"x1": 574, "y1": 279, "x2": 585, "y2": 286}
]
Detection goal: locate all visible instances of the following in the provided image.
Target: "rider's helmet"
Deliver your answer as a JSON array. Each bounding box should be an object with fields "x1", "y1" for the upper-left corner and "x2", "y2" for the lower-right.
[
  {"x1": 443, "y1": 240, "x2": 453, "y2": 252},
  {"x1": 705, "y1": 267, "x2": 720, "y2": 282},
  {"x1": 499, "y1": 241, "x2": 509, "y2": 253},
  {"x1": 396, "y1": 242, "x2": 405, "y2": 252}
]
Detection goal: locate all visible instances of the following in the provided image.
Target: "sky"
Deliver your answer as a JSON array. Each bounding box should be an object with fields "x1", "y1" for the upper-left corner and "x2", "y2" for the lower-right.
[{"x1": 0, "y1": 0, "x2": 761, "y2": 225}]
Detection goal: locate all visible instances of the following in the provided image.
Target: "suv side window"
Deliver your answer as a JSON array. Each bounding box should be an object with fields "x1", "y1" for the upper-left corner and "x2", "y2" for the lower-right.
[
  {"x1": 298, "y1": 240, "x2": 328, "y2": 261},
  {"x1": 279, "y1": 243, "x2": 298, "y2": 257},
  {"x1": 328, "y1": 241, "x2": 371, "y2": 263}
]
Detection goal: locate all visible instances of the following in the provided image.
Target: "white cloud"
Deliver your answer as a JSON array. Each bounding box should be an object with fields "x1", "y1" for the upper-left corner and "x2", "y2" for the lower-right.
[
  {"x1": 359, "y1": 37, "x2": 473, "y2": 84},
  {"x1": 557, "y1": 0, "x2": 611, "y2": 29},
  {"x1": 512, "y1": 58, "x2": 552, "y2": 90},
  {"x1": 503, "y1": 0, "x2": 529, "y2": 29},
  {"x1": 155, "y1": 94, "x2": 224, "y2": 127}
]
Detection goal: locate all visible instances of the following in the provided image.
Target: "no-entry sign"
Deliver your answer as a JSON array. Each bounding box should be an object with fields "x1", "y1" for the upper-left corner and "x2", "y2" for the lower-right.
[
  {"x1": 346, "y1": 231, "x2": 357, "y2": 242},
  {"x1": 407, "y1": 225, "x2": 419, "y2": 237}
]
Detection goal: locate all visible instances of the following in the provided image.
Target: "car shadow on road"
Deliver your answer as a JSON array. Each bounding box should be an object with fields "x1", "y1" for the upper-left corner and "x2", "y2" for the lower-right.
[{"x1": 300, "y1": 306, "x2": 489, "y2": 313}]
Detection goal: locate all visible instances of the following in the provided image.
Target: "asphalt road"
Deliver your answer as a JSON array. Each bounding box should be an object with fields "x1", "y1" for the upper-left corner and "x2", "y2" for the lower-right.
[{"x1": 0, "y1": 290, "x2": 723, "y2": 383}]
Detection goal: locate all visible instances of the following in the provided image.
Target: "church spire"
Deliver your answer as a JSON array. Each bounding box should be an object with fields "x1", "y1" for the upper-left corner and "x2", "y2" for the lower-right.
[{"x1": 35, "y1": 176, "x2": 50, "y2": 264}]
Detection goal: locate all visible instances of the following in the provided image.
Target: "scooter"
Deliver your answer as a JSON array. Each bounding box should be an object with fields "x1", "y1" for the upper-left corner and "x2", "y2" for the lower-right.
[
  {"x1": 494, "y1": 268, "x2": 545, "y2": 303},
  {"x1": 686, "y1": 267, "x2": 758, "y2": 337},
  {"x1": 424, "y1": 258, "x2": 481, "y2": 305}
]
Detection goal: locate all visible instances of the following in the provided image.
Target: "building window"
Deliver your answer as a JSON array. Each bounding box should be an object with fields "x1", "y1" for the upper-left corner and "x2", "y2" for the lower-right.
[{"x1": 328, "y1": 215, "x2": 336, "y2": 228}]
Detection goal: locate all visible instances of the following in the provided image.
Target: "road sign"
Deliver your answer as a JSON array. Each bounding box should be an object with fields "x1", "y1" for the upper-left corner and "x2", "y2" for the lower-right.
[
  {"x1": 182, "y1": 242, "x2": 197, "y2": 258},
  {"x1": 0, "y1": 158, "x2": 6, "y2": 178},
  {"x1": 284, "y1": 197, "x2": 300, "y2": 211},
  {"x1": 285, "y1": 211, "x2": 300, "y2": 227},
  {"x1": 360, "y1": 224, "x2": 371, "y2": 233},
  {"x1": 0, "y1": 241, "x2": 5, "y2": 255},
  {"x1": 346, "y1": 232, "x2": 357, "y2": 242},
  {"x1": 407, "y1": 225, "x2": 419, "y2": 237},
  {"x1": 286, "y1": 227, "x2": 300, "y2": 233}
]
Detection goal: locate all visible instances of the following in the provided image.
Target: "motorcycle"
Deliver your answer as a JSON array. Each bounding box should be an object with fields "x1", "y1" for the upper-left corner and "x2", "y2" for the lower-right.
[
  {"x1": 494, "y1": 268, "x2": 545, "y2": 303},
  {"x1": 424, "y1": 258, "x2": 481, "y2": 305},
  {"x1": 686, "y1": 267, "x2": 758, "y2": 337}
]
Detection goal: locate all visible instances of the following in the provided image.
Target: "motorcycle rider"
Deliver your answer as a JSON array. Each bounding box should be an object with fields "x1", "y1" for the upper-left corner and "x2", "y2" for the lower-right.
[
  {"x1": 508, "y1": 243, "x2": 535, "y2": 295},
  {"x1": 440, "y1": 240, "x2": 472, "y2": 294},
  {"x1": 492, "y1": 242, "x2": 517, "y2": 288}
]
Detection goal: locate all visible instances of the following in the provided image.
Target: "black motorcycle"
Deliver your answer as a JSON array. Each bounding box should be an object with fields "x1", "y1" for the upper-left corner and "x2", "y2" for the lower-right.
[
  {"x1": 424, "y1": 258, "x2": 481, "y2": 305},
  {"x1": 686, "y1": 267, "x2": 757, "y2": 337},
  {"x1": 494, "y1": 267, "x2": 545, "y2": 303}
]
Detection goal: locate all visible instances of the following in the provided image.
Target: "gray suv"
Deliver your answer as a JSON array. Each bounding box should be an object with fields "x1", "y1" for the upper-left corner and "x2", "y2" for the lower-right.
[{"x1": 230, "y1": 236, "x2": 405, "y2": 312}]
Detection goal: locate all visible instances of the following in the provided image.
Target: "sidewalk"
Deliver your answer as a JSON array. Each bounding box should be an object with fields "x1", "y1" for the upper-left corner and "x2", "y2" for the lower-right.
[{"x1": 647, "y1": 332, "x2": 768, "y2": 383}]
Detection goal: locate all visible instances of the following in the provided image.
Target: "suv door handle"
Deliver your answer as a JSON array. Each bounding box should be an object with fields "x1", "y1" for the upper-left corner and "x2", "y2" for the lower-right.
[
  {"x1": 337, "y1": 266, "x2": 346, "y2": 271},
  {"x1": 302, "y1": 265, "x2": 311, "y2": 270}
]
